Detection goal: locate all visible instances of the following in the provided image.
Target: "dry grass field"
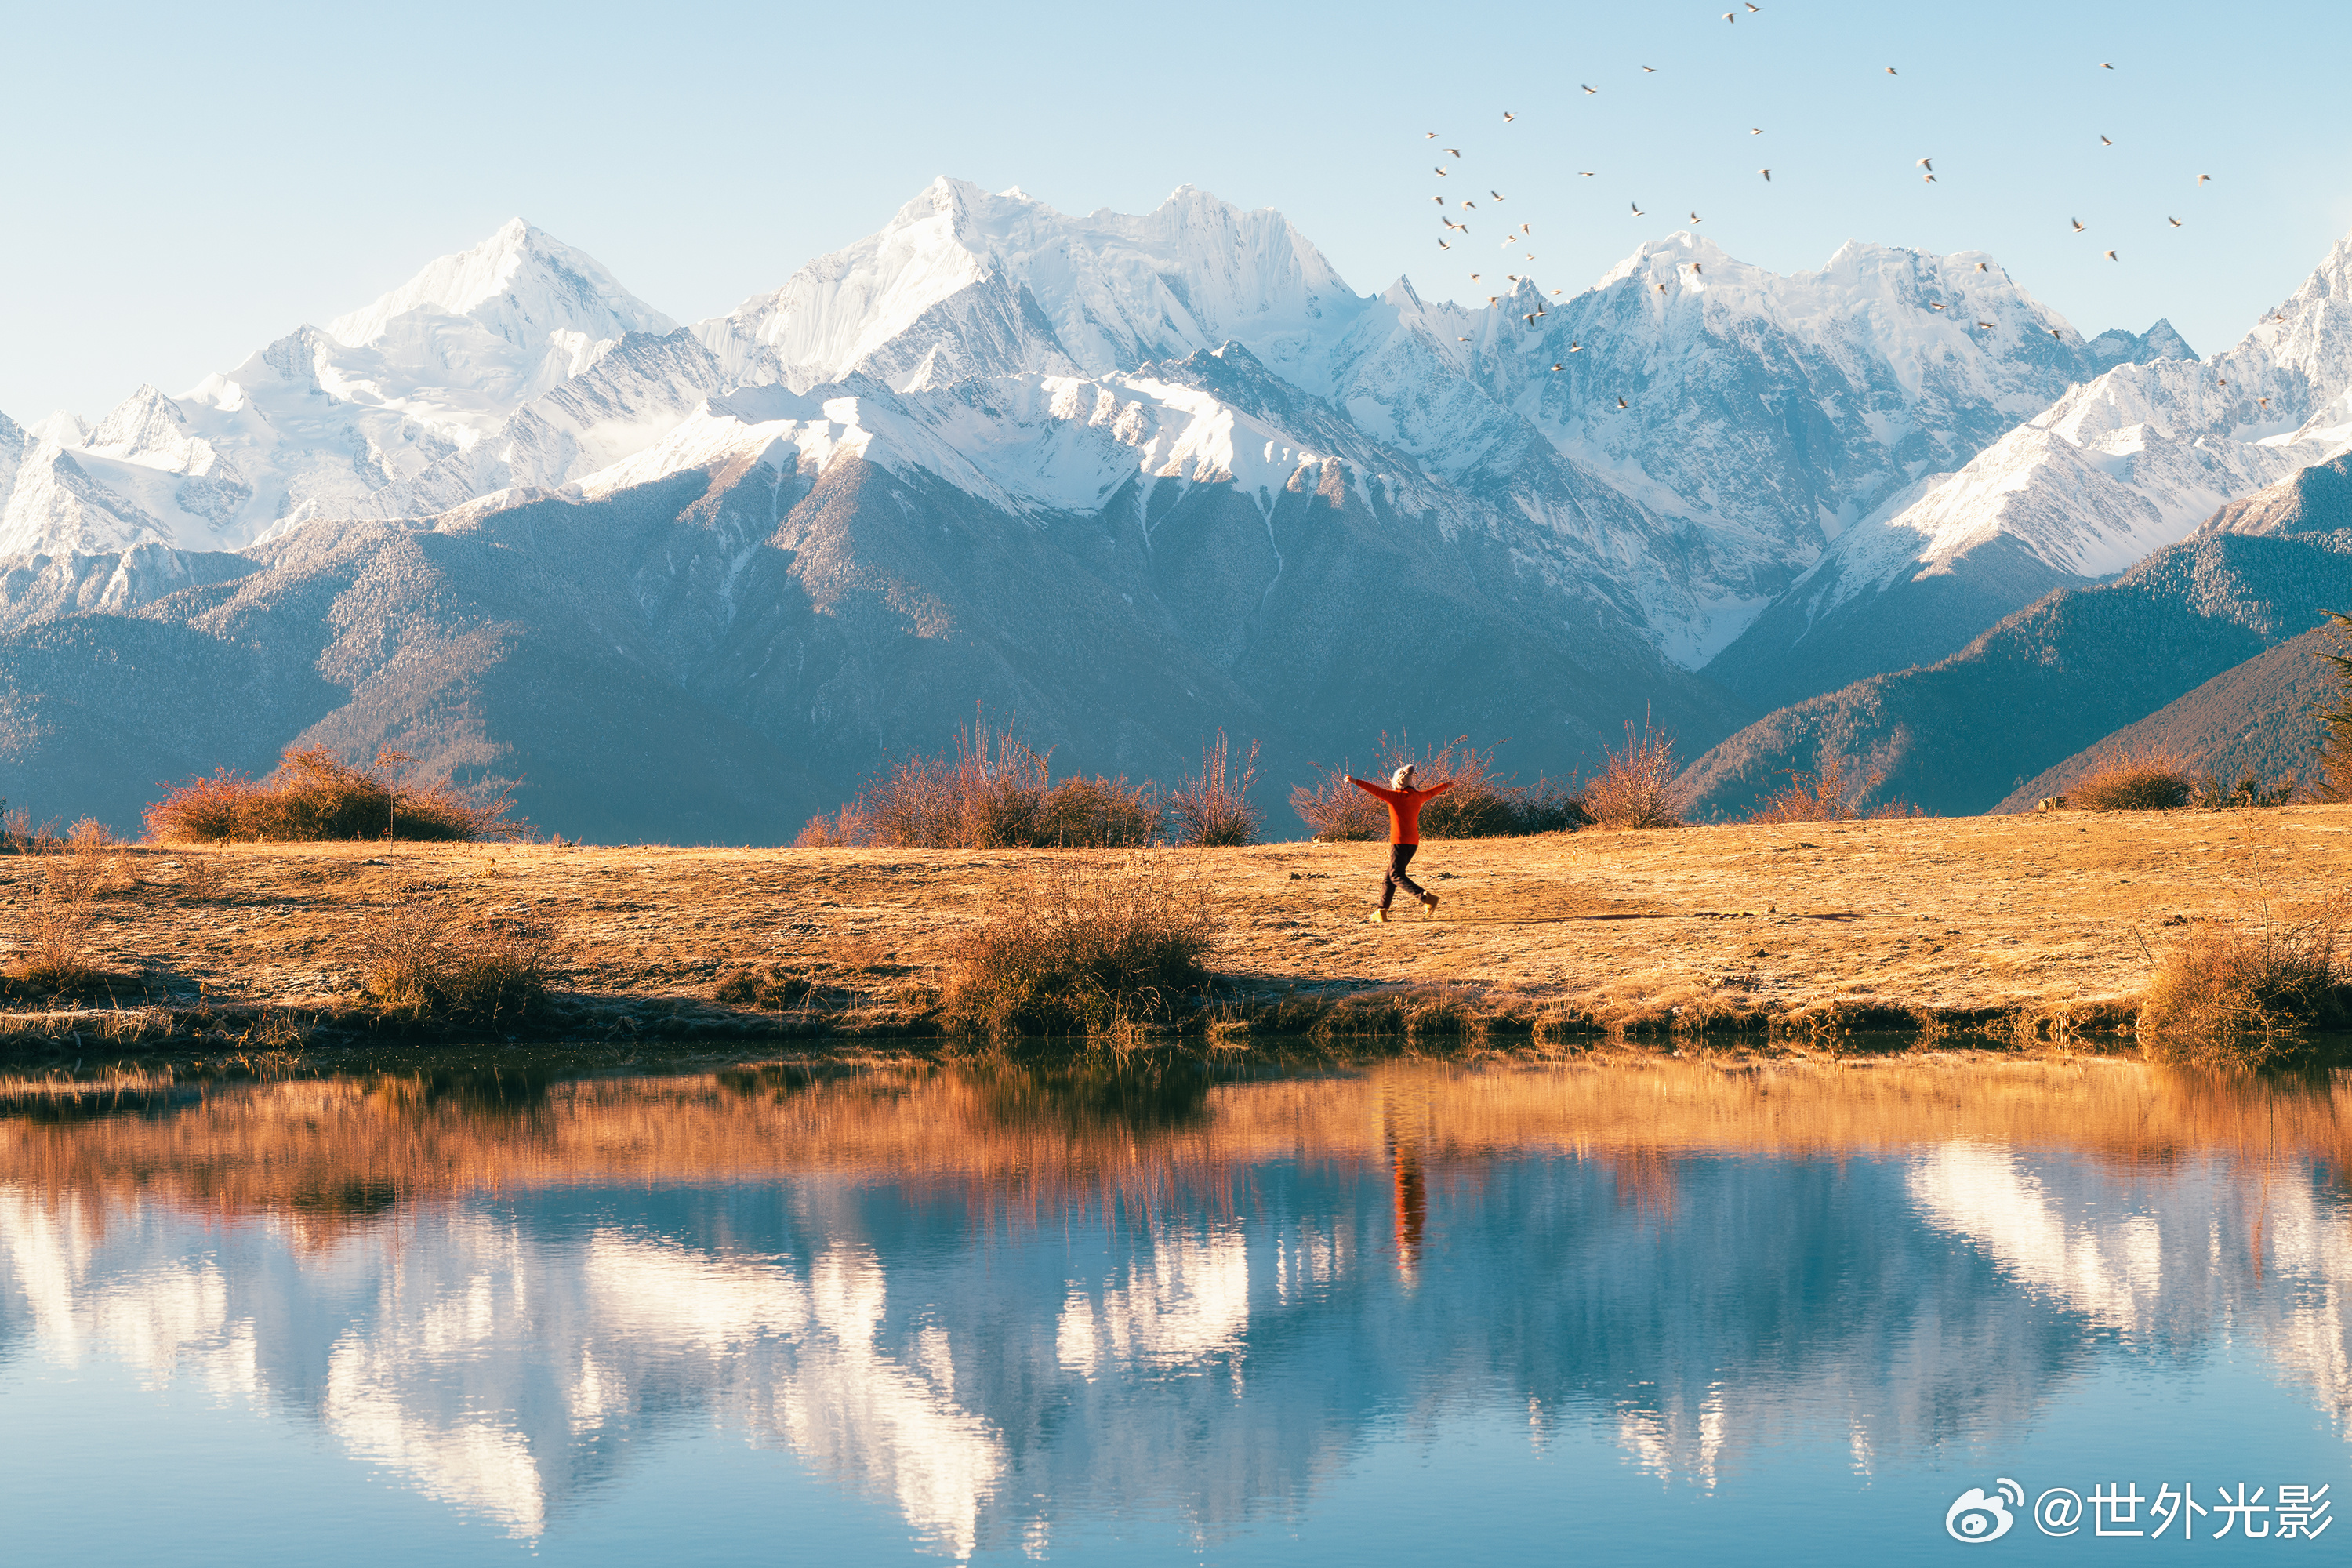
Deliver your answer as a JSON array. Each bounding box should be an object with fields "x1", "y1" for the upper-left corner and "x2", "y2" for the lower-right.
[{"x1": 2, "y1": 804, "x2": 2348, "y2": 1051}]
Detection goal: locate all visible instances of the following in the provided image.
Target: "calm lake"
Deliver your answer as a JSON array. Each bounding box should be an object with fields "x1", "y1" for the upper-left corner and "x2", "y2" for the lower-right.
[{"x1": 2, "y1": 1054, "x2": 2347, "y2": 1563}]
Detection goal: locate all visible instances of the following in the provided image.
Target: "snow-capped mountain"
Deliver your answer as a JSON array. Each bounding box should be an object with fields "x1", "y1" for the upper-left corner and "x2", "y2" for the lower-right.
[
  {"x1": 0, "y1": 182, "x2": 2165, "y2": 670},
  {"x1": 0, "y1": 180, "x2": 2292, "y2": 838},
  {"x1": 0, "y1": 220, "x2": 673, "y2": 556},
  {"x1": 1716, "y1": 235, "x2": 2352, "y2": 709}
]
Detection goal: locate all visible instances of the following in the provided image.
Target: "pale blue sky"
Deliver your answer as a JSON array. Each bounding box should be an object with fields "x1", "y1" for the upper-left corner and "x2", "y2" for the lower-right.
[{"x1": 5, "y1": 0, "x2": 2347, "y2": 420}]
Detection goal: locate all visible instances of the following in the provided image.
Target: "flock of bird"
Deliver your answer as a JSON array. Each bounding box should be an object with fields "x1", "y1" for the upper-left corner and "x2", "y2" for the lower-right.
[{"x1": 1420, "y1": 19, "x2": 2217, "y2": 397}]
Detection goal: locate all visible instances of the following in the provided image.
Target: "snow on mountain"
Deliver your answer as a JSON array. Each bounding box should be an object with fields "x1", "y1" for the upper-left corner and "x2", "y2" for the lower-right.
[
  {"x1": 1724, "y1": 229, "x2": 2352, "y2": 704},
  {"x1": 0, "y1": 183, "x2": 2225, "y2": 697},
  {"x1": 695, "y1": 179, "x2": 1363, "y2": 396},
  {"x1": 5, "y1": 220, "x2": 676, "y2": 550}
]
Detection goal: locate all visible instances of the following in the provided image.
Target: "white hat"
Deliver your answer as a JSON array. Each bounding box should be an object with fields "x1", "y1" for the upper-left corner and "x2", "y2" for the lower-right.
[{"x1": 1391, "y1": 764, "x2": 1416, "y2": 789}]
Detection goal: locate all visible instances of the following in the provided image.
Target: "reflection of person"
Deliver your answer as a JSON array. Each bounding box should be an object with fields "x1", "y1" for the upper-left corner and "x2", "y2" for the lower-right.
[{"x1": 1346, "y1": 765, "x2": 1454, "y2": 924}]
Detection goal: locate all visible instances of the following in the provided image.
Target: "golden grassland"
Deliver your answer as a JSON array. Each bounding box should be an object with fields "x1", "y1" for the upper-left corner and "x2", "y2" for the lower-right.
[
  {"x1": 4, "y1": 1056, "x2": 2346, "y2": 1234},
  {"x1": 2, "y1": 804, "x2": 2348, "y2": 1051}
]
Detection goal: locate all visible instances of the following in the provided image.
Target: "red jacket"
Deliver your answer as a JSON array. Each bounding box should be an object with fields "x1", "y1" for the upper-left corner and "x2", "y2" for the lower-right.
[{"x1": 1347, "y1": 778, "x2": 1453, "y2": 844}]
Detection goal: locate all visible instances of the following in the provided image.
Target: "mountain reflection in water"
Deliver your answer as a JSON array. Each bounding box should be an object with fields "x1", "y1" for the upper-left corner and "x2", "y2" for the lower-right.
[{"x1": 2, "y1": 1057, "x2": 2350, "y2": 1562}]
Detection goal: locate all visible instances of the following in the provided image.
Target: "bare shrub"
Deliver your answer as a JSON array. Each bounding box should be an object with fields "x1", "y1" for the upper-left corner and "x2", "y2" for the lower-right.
[
  {"x1": 0, "y1": 800, "x2": 25, "y2": 854},
  {"x1": 1582, "y1": 723, "x2": 1684, "y2": 829},
  {"x1": 827, "y1": 713, "x2": 1159, "y2": 849},
  {"x1": 1290, "y1": 735, "x2": 1588, "y2": 840},
  {"x1": 2139, "y1": 910, "x2": 2343, "y2": 1064},
  {"x1": 793, "y1": 805, "x2": 867, "y2": 848},
  {"x1": 2193, "y1": 769, "x2": 2299, "y2": 809},
  {"x1": 176, "y1": 856, "x2": 227, "y2": 902},
  {"x1": 1290, "y1": 770, "x2": 1387, "y2": 840},
  {"x1": 2072, "y1": 750, "x2": 2194, "y2": 811},
  {"x1": 1749, "y1": 749, "x2": 1919, "y2": 822},
  {"x1": 354, "y1": 904, "x2": 557, "y2": 1026},
  {"x1": 9, "y1": 884, "x2": 98, "y2": 994},
  {"x1": 1167, "y1": 732, "x2": 1262, "y2": 848},
  {"x1": 940, "y1": 855, "x2": 1218, "y2": 1036},
  {"x1": 146, "y1": 746, "x2": 528, "y2": 844}
]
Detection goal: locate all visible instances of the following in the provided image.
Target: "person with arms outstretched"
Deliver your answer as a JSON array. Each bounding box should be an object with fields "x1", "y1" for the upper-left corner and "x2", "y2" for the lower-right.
[{"x1": 1348, "y1": 765, "x2": 1453, "y2": 922}]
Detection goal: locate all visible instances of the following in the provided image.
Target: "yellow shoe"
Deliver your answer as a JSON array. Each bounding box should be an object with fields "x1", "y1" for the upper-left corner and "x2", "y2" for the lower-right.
[
  {"x1": 1421, "y1": 891, "x2": 1440, "y2": 916},
  {"x1": 1369, "y1": 909, "x2": 1388, "y2": 924}
]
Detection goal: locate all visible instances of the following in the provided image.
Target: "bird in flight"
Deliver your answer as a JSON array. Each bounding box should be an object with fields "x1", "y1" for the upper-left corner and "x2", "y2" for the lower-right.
[
  {"x1": 2071, "y1": 217, "x2": 2085, "y2": 232},
  {"x1": 2198, "y1": 173, "x2": 2212, "y2": 185},
  {"x1": 2217, "y1": 378, "x2": 2229, "y2": 387},
  {"x1": 1923, "y1": 172, "x2": 1936, "y2": 183},
  {"x1": 1759, "y1": 169, "x2": 1771, "y2": 181},
  {"x1": 1976, "y1": 319, "x2": 1995, "y2": 328},
  {"x1": 1581, "y1": 83, "x2": 1598, "y2": 94},
  {"x1": 1642, "y1": 65, "x2": 1657, "y2": 73},
  {"x1": 1579, "y1": 171, "x2": 1597, "y2": 177},
  {"x1": 1457, "y1": 336, "x2": 1472, "y2": 343},
  {"x1": 2259, "y1": 396, "x2": 2270, "y2": 408},
  {"x1": 1616, "y1": 397, "x2": 1629, "y2": 409},
  {"x1": 1722, "y1": 10, "x2": 1735, "y2": 20},
  {"x1": 1470, "y1": 273, "x2": 1480, "y2": 280},
  {"x1": 2100, "y1": 135, "x2": 2114, "y2": 147},
  {"x1": 1886, "y1": 65, "x2": 1898, "y2": 74},
  {"x1": 1523, "y1": 312, "x2": 1540, "y2": 324},
  {"x1": 1425, "y1": 131, "x2": 1436, "y2": 138},
  {"x1": 1488, "y1": 295, "x2": 1501, "y2": 304},
  {"x1": 1490, "y1": 189, "x2": 1505, "y2": 200},
  {"x1": 1444, "y1": 147, "x2": 1461, "y2": 158},
  {"x1": 2049, "y1": 328, "x2": 2064, "y2": 340},
  {"x1": 2169, "y1": 216, "x2": 2183, "y2": 227},
  {"x1": 1975, "y1": 260, "x2": 1988, "y2": 270},
  {"x1": 1746, "y1": 2, "x2": 1761, "y2": 9},
  {"x1": 1519, "y1": 222, "x2": 1532, "y2": 234},
  {"x1": 1689, "y1": 209, "x2": 1704, "y2": 223},
  {"x1": 1691, "y1": 262, "x2": 1704, "y2": 274},
  {"x1": 1435, "y1": 166, "x2": 1449, "y2": 176},
  {"x1": 1631, "y1": 201, "x2": 1645, "y2": 216},
  {"x1": 1568, "y1": 340, "x2": 1582, "y2": 350},
  {"x1": 1551, "y1": 362, "x2": 1563, "y2": 371},
  {"x1": 1462, "y1": 199, "x2": 1477, "y2": 209},
  {"x1": 2105, "y1": 249, "x2": 2118, "y2": 261},
  {"x1": 1503, "y1": 111, "x2": 1517, "y2": 122},
  {"x1": 2100, "y1": 61, "x2": 2113, "y2": 68},
  {"x1": 1917, "y1": 157, "x2": 1933, "y2": 171},
  {"x1": 1750, "y1": 126, "x2": 1763, "y2": 135},
  {"x1": 1926, "y1": 301, "x2": 1944, "y2": 310},
  {"x1": 1439, "y1": 239, "x2": 1451, "y2": 249},
  {"x1": 1655, "y1": 281, "x2": 1668, "y2": 292},
  {"x1": 1432, "y1": 196, "x2": 1444, "y2": 205}
]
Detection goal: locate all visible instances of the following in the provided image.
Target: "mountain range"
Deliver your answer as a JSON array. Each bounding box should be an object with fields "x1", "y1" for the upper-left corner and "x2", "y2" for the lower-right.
[{"x1": 4, "y1": 179, "x2": 2348, "y2": 840}]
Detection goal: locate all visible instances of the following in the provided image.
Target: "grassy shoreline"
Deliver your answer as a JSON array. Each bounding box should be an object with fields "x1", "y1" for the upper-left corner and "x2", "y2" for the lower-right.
[{"x1": 4, "y1": 806, "x2": 2347, "y2": 1062}]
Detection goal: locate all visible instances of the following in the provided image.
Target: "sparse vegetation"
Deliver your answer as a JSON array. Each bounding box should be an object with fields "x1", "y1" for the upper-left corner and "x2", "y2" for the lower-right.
[
  {"x1": 354, "y1": 904, "x2": 558, "y2": 1026},
  {"x1": 2193, "y1": 769, "x2": 2299, "y2": 809},
  {"x1": 1167, "y1": 732, "x2": 1263, "y2": 848},
  {"x1": 806, "y1": 714, "x2": 1159, "y2": 850},
  {"x1": 145, "y1": 746, "x2": 527, "y2": 844},
  {"x1": 1290, "y1": 736, "x2": 1588, "y2": 840},
  {"x1": 1582, "y1": 722, "x2": 1684, "y2": 829},
  {"x1": 939, "y1": 855, "x2": 1218, "y2": 1036},
  {"x1": 2072, "y1": 750, "x2": 2195, "y2": 811},
  {"x1": 2138, "y1": 909, "x2": 2346, "y2": 1064},
  {"x1": 1749, "y1": 748, "x2": 1918, "y2": 823}
]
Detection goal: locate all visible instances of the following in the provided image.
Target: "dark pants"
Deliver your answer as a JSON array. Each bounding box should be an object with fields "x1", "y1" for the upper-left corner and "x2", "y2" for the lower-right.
[{"x1": 1382, "y1": 843, "x2": 1425, "y2": 909}]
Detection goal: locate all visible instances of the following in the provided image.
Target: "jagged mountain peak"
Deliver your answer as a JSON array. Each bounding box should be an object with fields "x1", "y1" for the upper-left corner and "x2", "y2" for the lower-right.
[
  {"x1": 325, "y1": 217, "x2": 677, "y2": 350},
  {"x1": 701, "y1": 176, "x2": 1360, "y2": 396}
]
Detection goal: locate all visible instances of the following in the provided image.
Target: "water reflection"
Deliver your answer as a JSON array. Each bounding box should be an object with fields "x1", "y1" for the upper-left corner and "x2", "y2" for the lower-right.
[{"x1": 2, "y1": 1058, "x2": 2350, "y2": 1559}]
